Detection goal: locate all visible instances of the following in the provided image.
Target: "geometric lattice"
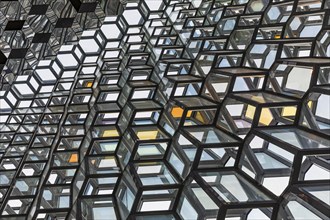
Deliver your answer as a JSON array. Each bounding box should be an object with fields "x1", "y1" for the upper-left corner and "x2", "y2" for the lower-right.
[{"x1": 0, "y1": 0, "x2": 329, "y2": 219}]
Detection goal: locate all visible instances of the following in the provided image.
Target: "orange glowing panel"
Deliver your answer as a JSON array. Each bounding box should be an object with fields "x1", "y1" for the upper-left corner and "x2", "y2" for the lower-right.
[
  {"x1": 69, "y1": 153, "x2": 78, "y2": 163},
  {"x1": 86, "y1": 82, "x2": 93, "y2": 87},
  {"x1": 171, "y1": 107, "x2": 184, "y2": 118}
]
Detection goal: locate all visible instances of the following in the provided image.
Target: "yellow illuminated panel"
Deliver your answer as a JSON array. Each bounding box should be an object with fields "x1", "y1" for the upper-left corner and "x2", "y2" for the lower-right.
[
  {"x1": 103, "y1": 129, "x2": 119, "y2": 137},
  {"x1": 282, "y1": 106, "x2": 297, "y2": 117},
  {"x1": 251, "y1": 96, "x2": 265, "y2": 103},
  {"x1": 245, "y1": 105, "x2": 256, "y2": 120},
  {"x1": 137, "y1": 130, "x2": 158, "y2": 140},
  {"x1": 307, "y1": 101, "x2": 313, "y2": 109},
  {"x1": 195, "y1": 111, "x2": 205, "y2": 123},
  {"x1": 259, "y1": 108, "x2": 273, "y2": 125}
]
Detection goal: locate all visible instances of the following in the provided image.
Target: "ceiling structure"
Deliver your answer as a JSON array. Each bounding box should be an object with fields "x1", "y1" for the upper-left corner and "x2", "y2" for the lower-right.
[
  {"x1": 0, "y1": 0, "x2": 121, "y2": 88},
  {"x1": 0, "y1": 0, "x2": 329, "y2": 219}
]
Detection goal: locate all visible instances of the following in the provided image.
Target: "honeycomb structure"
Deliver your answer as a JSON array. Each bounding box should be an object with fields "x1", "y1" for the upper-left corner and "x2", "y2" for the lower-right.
[{"x1": 0, "y1": 0, "x2": 329, "y2": 219}]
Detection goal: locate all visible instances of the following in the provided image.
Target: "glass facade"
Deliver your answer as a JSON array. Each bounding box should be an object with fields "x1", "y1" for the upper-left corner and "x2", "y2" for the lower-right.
[{"x1": 0, "y1": 0, "x2": 329, "y2": 219}]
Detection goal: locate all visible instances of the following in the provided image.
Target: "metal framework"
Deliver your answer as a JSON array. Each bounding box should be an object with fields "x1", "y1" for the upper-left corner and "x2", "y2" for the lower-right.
[{"x1": 0, "y1": 0, "x2": 329, "y2": 219}]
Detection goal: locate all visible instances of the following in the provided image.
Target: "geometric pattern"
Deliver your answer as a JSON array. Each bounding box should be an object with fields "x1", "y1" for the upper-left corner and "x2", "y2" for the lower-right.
[
  {"x1": 0, "y1": 0, "x2": 329, "y2": 219},
  {"x1": 0, "y1": 0, "x2": 120, "y2": 88}
]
